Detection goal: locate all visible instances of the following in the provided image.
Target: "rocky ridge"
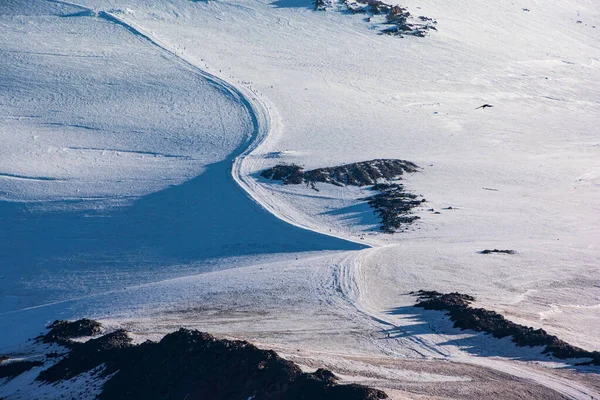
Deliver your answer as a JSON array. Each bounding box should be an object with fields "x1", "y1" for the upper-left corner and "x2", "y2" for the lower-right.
[
  {"x1": 413, "y1": 290, "x2": 600, "y2": 365},
  {"x1": 2, "y1": 320, "x2": 388, "y2": 400},
  {"x1": 261, "y1": 159, "x2": 424, "y2": 233}
]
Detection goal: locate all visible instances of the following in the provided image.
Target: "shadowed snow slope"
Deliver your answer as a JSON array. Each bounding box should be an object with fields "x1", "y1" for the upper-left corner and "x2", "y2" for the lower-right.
[{"x1": 0, "y1": 1, "x2": 361, "y2": 326}]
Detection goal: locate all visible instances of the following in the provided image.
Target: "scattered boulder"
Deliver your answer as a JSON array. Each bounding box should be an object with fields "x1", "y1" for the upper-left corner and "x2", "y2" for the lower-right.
[
  {"x1": 0, "y1": 360, "x2": 44, "y2": 380},
  {"x1": 40, "y1": 318, "x2": 103, "y2": 345},
  {"x1": 479, "y1": 249, "x2": 516, "y2": 255},
  {"x1": 36, "y1": 326, "x2": 387, "y2": 400},
  {"x1": 412, "y1": 290, "x2": 600, "y2": 365}
]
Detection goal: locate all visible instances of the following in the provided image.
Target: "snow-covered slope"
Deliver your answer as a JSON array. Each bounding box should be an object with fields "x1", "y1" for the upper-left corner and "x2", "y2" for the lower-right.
[
  {"x1": 0, "y1": 1, "x2": 250, "y2": 203},
  {"x1": 1, "y1": 0, "x2": 599, "y2": 398},
  {"x1": 75, "y1": 0, "x2": 600, "y2": 348},
  {"x1": 0, "y1": 0, "x2": 359, "y2": 320}
]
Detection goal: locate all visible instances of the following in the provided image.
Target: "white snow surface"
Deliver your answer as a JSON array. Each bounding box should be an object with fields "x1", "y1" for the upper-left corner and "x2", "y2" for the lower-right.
[{"x1": 1, "y1": 0, "x2": 600, "y2": 398}]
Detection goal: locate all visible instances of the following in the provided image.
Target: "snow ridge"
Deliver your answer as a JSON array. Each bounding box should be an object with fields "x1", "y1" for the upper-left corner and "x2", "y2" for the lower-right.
[{"x1": 43, "y1": 0, "x2": 360, "y2": 249}]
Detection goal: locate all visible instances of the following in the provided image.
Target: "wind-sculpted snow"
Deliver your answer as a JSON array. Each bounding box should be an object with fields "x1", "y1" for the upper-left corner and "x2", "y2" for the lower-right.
[{"x1": 0, "y1": 4, "x2": 248, "y2": 203}]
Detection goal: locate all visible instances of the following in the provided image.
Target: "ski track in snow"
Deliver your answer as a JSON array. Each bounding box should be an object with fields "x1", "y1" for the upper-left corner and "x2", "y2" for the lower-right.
[
  {"x1": 0, "y1": 173, "x2": 63, "y2": 182},
  {"x1": 337, "y1": 248, "x2": 600, "y2": 399},
  {"x1": 1, "y1": 1, "x2": 597, "y2": 398}
]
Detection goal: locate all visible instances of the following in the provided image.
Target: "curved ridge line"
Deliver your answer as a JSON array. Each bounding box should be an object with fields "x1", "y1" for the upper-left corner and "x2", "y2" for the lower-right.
[{"x1": 46, "y1": 0, "x2": 365, "y2": 249}]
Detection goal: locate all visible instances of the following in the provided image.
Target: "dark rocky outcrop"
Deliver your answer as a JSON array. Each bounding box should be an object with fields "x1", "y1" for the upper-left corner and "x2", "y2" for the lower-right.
[
  {"x1": 38, "y1": 329, "x2": 133, "y2": 382},
  {"x1": 366, "y1": 183, "x2": 424, "y2": 233},
  {"x1": 261, "y1": 159, "x2": 424, "y2": 233},
  {"x1": 479, "y1": 249, "x2": 516, "y2": 255},
  {"x1": 37, "y1": 325, "x2": 387, "y2": 400},
  {"x1": 314, "y1": 0, "x2": 325, "y2": 10},
  {"x1": 261, "y1": 164, "x2": 304, "y2": 185},
  {"x1": 0, "y1": 359, "x2": 43, "y2": 379},
  {"x1": 412, "y1": 290, "x2": 600, "y2": 365},
  {"x1": 261, "y1": 159, "x2": 418, "y2": 187},
  {"x1": 316, "y1": 0, "x2": 436, "y2": 37},
  {"x1": 39, "y1": 318, "x2": 103, "y2": 345}
]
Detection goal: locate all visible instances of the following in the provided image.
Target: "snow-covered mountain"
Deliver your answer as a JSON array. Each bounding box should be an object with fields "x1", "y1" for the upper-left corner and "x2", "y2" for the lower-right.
[{"x1": 1, "y1": 0, "x2": 599, "y2": 398}]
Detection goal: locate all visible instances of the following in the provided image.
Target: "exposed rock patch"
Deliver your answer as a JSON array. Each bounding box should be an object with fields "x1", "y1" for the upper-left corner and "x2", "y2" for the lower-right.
[
  {"x1": 38, "y1": 329, "x2": 133, "y2": 382},
  {"x1": 479, "y1": 249, "x2": 516, "y2": 255},
  {"x1": 36, "y1": 324, "x2": 387, "y2": 399},
  {"x1": 261, "y1": 164, "x2": 305, "y2": 185},
  {"x1": 261, "y1": 159, "x2": 418, "y2": 187},
  {"x1": 39, "y1": 318, "x2": 103, "y2": 345},
  {"x1": 0, "y1": 359, "x2": 43, "y2": 379},
  {"x1": 366, "y1": 183, "x2": 424, "y2": 233},
  {"x1": 412, "y1": 290, "x2": 600, "y2": 366},
  {"x1": 315, "y1": 0, "x2": 436, "y2": 37},
  {"x1": 261, "y1": 159, "x2": 424, "y2": 233}
]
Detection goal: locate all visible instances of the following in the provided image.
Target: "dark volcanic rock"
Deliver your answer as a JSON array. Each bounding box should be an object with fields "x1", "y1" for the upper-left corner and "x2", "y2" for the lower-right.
[
  {"x1": 479, "y1": 249, "x2": 516, "y2": 255},
  {"x1": 40, "y1": 318, "x2": 103, "y2": 345},
  {"x1": 38, "y1": 329, "x2": 133, "y2": 382},
  {"x1": 261, "y1": 159, "x2": 424, "y2": 233},
  {"x1": 37, "y1": 327, "x2": 387, "y2": 400},
  {"x1": 260, "y1": 164, "x2": 304, "y2": 185},
  {"x1": 411, "y1": 290, "x2": 474, "y2": 309},
  {"x1": 0, "y1": 360, "x2": 44, "y2": 379},
  {"x1": 261, "y1": 159, "x2": 418, "y2": 187},
  {"x1": 413, "y1": 290, "x2": 600, "y2": 365},
  {"x1": 366, "y1": 183, "x2": 424, "y2": 233},
  {"x1": 320, "y1": 0, "x2": 436, "y2": 37}
]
